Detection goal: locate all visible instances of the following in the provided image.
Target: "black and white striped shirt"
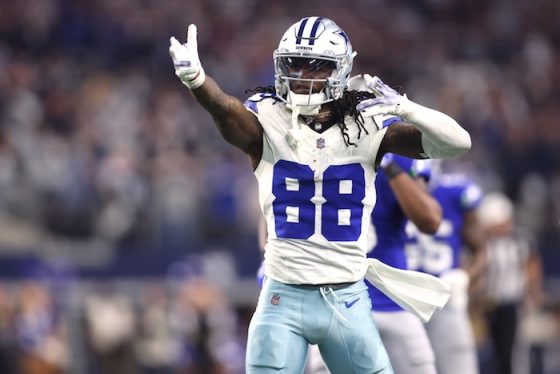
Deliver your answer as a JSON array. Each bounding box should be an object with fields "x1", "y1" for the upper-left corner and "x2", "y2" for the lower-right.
[{"x1": 484, "y1": 231, "x2": 533, "y2": 304}]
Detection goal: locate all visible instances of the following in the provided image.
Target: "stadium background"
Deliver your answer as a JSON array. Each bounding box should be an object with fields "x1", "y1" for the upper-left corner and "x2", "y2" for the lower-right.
[{"x1": 0, "y1": 0, "x2": 559, "y2": 373}]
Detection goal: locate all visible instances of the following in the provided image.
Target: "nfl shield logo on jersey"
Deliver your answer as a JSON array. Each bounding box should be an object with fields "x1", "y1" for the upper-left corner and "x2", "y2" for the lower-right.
[
  {"x1": 271, "y1": 293, "x2": 281, "y2": 305},
  {"x1": 316, "y1": 138, "x2": 325, "y2": 149}
]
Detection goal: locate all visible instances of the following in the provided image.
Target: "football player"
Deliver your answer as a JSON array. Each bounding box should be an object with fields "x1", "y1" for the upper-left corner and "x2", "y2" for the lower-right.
[
  {"x1": 405, "y1": 165, "x2": 486, "y2": 374},
  {"x1": 169, "y1": 17, "x2": 471, "y2": 374},
  {"x1": 367, "y1": 154, "x2": 441, "y2": 374}
]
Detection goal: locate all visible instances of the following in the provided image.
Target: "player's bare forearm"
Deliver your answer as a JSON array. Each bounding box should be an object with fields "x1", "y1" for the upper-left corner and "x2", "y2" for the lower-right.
[
  {"x1": 191, "y1": 76, "x2": 263, "y2": 160},
  {"x1": 169, "y1": 25, "x2": 263, "y2": 164},
  {"x1": 389, "y1": 175, "x2": 441, "y2": 234},
  {"x1": 377, "y1": 123, "x2": 425, "y2": 163}
]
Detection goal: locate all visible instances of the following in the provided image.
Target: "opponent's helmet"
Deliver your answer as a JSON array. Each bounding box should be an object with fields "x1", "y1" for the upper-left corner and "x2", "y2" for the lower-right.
[{"x1": 274, "y1": 17, "x2": 355, "y2": 116}]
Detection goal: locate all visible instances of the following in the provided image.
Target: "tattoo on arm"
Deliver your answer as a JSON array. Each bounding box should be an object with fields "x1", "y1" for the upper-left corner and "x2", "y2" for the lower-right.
[
  {"x1": 190, "y1": 76, "x2": 263, "y2": 165},
  {"x1": 378, "y1": 123, "x2": 425, "y2": 163}
]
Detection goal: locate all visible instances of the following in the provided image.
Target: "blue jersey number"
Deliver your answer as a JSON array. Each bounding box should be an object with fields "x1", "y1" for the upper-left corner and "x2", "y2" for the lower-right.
[{"x1": 272, "y1": 160, "x2": 365, "y2": 241}]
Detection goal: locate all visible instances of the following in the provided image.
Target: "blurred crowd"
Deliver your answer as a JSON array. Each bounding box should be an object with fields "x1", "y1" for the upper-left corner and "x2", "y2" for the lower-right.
[
  {"x1": 0, "y1": 0, "x2": 559, "y2": 372},
  {"x1": 0, "y1": 277, "x2": 250, "y2": 374}
]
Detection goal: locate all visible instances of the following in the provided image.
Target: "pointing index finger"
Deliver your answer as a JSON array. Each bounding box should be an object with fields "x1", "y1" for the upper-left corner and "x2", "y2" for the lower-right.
[{"x1": 187, "y1": 24, "x2": 197, "y2": 46}]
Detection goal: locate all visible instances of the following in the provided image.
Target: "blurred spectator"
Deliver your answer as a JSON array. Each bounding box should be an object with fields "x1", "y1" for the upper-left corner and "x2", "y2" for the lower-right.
[
  {"x1": 84, "y1": 286, "x2": 137, "y2": 374},
  {"x1": 135, "y1": 283, "x2": 182, "y2": 374},
  {"x1": 0, "y1": 285, "x2": 17, "y2": 373},
  {"x1": 14, "y1": 282, "x2": 68, "y2": 374}
]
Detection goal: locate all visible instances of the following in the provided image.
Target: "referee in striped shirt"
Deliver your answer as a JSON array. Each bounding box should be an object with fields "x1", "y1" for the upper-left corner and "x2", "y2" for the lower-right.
[{"x1": 477, "y1": 192, "x2": 544, "y2": 374}]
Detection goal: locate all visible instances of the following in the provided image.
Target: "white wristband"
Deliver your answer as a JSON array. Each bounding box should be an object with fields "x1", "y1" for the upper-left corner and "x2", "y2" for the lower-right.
[{"x1": 180, "y1": 67, "x2": 206, "y2": 90}]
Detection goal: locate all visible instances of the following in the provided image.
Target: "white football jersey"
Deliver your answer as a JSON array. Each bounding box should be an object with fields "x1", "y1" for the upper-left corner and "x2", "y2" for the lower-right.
[{"x1": 245, "y1": 94, "x2": 387, "y2": 284}]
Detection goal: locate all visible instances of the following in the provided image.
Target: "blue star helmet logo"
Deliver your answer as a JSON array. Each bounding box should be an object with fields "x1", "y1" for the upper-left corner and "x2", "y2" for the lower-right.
[{"x1": 335, "y1": 30, "x2": 349, "y2": 46}]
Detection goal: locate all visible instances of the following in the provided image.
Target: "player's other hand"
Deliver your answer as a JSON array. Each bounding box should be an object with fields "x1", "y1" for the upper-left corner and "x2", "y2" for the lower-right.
[
  {"x1": 169, "y1": 24, "x2": 206, "y2": 89},
  {"x1": 356, "y1": 75, "x2": 408, "y2": 117}
]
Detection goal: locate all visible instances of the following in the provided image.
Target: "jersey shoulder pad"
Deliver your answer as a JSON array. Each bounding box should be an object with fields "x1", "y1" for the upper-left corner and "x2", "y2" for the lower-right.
[
  {"x1": 460, "y1": 183, "x2": 483, "y2": 210},
  {"x1": 347, "y1": 74, "x2": 368, "y2": 91},
  {"x1": 438, "y1": 173, "x2": 471, "y2": 187},
  {"x1": 379, "y1": 115, "x2": 402, "y2": 128},
  {"x1": 246, "y1": 92, "x2": 277, "y2": 102},
  {"x1": 364, "y1": 114, "x2": 401, "y2": 131},
  {"x1": 244, "y1": 93, "x2": 279, "y2": 114},
  {"x1": 437, "y1": 174, "x2": 482, "y2": 209},
  {"x1": 411, "y1": 159, "x2": 432, "y2": 180}
]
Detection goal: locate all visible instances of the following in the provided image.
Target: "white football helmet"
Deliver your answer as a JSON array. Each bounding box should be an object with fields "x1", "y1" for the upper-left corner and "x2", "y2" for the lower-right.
[{"x1": 274, "y1": 17, "x2": 355, "y2": 116}]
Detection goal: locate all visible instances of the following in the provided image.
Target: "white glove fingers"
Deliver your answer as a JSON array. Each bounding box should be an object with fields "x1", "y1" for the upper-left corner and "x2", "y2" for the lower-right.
[
  {"x1": 370, "y1": 76, "x2": 389, "y2": 93},
  {"x1": 374, "y1": 79, "x2": 387, "y2": 92},
  {"x1": 363, "y1": 74, "x2": 383, "y2": 97},
  {"x1": 170, "y1": 36, "x2": 181, "y2": 47},
  {"x1": 187, "y1": 24, "x2": 197, "y2": 47},
  {"x1": 356, "y1": 98, "x2": 381, "y2": 111},
  {"x1": 169, "y1": 37, "x2": 181, "y2": 59},
  {"x1": 169, "y1": 25, "x2": 205, "y2": 89}
]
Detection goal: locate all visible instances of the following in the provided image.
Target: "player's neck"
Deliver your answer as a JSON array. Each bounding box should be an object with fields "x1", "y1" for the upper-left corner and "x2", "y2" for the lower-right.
[{"x1": 302, "y1": 104, "x2": 337, "y2": 133}]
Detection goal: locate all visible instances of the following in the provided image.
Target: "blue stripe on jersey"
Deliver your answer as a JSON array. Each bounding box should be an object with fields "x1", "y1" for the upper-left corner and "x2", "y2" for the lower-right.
[
  {"x1": 244, "y1": 99, "x2": 258, "y2": 114},
  {"x1": 382, "y1": 116, "x2": 401, "y2": 128},
  {"x1": 295, "y1": 18, "x2": 309, "y2": 45},
  {"x1": 308, "y1": 17, "x2": 324, "y2": 45}
]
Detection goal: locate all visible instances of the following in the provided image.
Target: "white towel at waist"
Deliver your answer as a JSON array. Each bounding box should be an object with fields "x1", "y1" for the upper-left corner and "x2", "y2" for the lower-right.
[{"x1": 365, "y1": 258, "x2": 451, "y2": 322}]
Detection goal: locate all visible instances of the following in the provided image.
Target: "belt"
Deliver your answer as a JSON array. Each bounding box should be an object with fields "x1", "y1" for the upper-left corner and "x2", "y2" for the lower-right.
[{"x1": 291, "y1": 282, "x2": 355, "y2": 291}]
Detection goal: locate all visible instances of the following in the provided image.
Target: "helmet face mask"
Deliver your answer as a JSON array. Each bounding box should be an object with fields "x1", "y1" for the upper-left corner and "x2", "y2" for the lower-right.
[{"x1": 274, "y1": 17, "x2": 355, "y2": 115}]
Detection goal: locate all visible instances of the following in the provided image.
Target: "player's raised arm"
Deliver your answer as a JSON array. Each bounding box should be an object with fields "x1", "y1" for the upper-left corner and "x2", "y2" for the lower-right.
[
  {"x1": 357, "y1": 75, "x2": 471, "y2": 161},
  {"x1": 169, "y1": 24, "x2": 263, "y2": 167}
]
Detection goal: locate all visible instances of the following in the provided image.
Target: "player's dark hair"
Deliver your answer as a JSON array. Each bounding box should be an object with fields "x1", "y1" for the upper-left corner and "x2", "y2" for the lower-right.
[
  {"x1": 245, "y1": 86, "x2": 377, "y2": 146},
  {"x1": 331, "y1": 90, "x2": 377, "y2": 146}
]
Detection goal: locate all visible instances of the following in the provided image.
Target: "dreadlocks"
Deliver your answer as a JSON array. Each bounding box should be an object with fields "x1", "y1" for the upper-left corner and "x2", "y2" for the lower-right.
[
  {"x1": 331, "y1": 90, "x2": 377, "y2": 146},
  {"x1": 245, "y1": 87, "x2": 378, "y2": 147},
  {"x1": 245, "y1": 86, "x2": 277, "y2": 95}
]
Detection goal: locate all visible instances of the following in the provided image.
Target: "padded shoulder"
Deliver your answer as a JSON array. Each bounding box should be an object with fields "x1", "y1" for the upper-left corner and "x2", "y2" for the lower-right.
[{"x1": 244, "y1": 93, "x2": 279, "y2": 114}]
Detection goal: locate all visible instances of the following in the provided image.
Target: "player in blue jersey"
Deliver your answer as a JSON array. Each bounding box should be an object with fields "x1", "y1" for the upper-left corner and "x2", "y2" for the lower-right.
[
  {"x1": 169, "y1": 17, "x2": 471, "y2": 374},
  {"x1": 367, "y1": 154, "x2": 442, "y2": 374},
  {"x1": 405, "y1": 167, "x2": 486, "y2": 374}
]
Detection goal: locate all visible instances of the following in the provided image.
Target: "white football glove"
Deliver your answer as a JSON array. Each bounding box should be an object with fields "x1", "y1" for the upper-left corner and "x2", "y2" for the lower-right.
[
  {"x1": 169, "y1": 24, "x2": 206, "y2": 89},
  {"x1": 357, "y1": 75, "x2": 472, "y2": 159},
  {"x1": 356, "y1": 74, "x2": 410, "y2": 118}
]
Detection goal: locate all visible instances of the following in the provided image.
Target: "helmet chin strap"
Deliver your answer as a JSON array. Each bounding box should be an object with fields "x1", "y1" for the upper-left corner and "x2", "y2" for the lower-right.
[
  {"x1": 286, "y1": 91, "x2": 327, "y2": 116},
  {"x1": 285, "y1": 91, "x2": 330, "y2": 149},
  {"x1": 286, "y1": 106, "x2": 304, "y2": 150}
]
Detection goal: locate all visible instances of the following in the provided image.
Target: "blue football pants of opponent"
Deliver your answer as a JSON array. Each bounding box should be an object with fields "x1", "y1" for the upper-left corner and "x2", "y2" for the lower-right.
[{"x1": 246, "y1": 277, "x2": 393, "y2": 373}]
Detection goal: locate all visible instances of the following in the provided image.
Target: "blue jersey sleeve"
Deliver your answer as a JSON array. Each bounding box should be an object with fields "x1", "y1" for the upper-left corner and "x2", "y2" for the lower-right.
[
  {"x1": 411, "y1": 159, "x2": 432, "y2": 181},
  {"x1": 460, "y1": 183, "x2": 482, "y2": 211},
  {"x1": 390, "y1": 154, "x2": 414, "y2": 174}
]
